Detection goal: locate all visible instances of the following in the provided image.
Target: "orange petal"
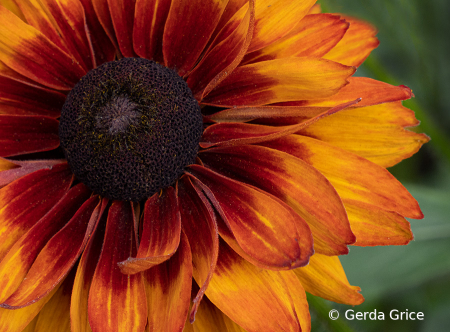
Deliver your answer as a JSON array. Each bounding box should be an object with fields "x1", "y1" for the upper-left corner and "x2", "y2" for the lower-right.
[
  {"x1": 0, "y1": 163, "x2": 72, "y2": 262},
  {"x1": 209, "y1": 0, "x2": 248, "y2": 44},
  {"x1": 294, "y1": 254, "x2": 364, "y2": 305},
  {"x1": 307, "y1": 4, "x2": 321, "y2": 14},
  {"x1": 33, "y1": 268, "x2": 76, "y2": 332},
  {"x1": 281, "y1": 270, "x2": 311, "y2": 332},
  {"x1": 324, "y1": 16, "x2": 379, "y2": 67},
  {"x1": 242, "y1": 14, "x2": 348, "y2": 64},
  {"x1": 133, "y1": 0, "x2": 171, "y2": 62},
  {"x1": 163, "y1": 0, "x2": 229, "y2": 76},
  {"x1": 261, "y1": 135, "x2": 424, "y2": 219},
  {"x1": 0, "y1": 0, "x2": 25, "y2": 20},
  {"x1": 204, "y1": 241, "x2": 303, "y2": 332},
  {"x1": 0, "y1": 115, "x2": 60, "y2": 157},
  {"x1": 0, "y1": 282, "x2": 60, "y2": 332},
  {"x1": 200, "y1": 145, "x2": 354, "y2": 255},
  {"x1": 144, "y1": 231, "x2": 192, "y2": 332},
  {"x1": 0, "y1": 196, "x2": 100, "y2": 308},
  {"x1": 88, "y1": 201, "x2": 147, "y2": 332},
  {"x1": 118, "y1": 187, "x2": 181, "y2": 274},
  {"x1": 201, "y1": 99, "x2": 360, "y2": 148},
  {"x1": 0, "y1": 76, "x2": 65, "y2": 117},
  {"x1": 0, "y1": 6, "x2": 85, "y2": 89},
  {"x1": 106, "y1": 0, "x2": 136, "y2": 57},
  {"x1": 203, "y1": 57, "x2": 355, "y2": 106},
  {"x1": 288, "y1": 77, "x2": 413, "y2": 108},
  {"x1": 0, "y1": 159, "x2": 65, "y2": 189},
  {"x1": 71, "y1": 198, "x2": 109, "y2": 332},
  {"x1": 187, "y1": 0, "x2": 255, "y2": 99},
  {"x1": 191, "y1": 296, "x2": 247, "y2": 332},
  {"x1": 178, "y1": 176, "x2": 219, "y2": 321},
  {"x1": 187, "y1": 165, "x2": 313, "y2": 270},
  {"x1": 298, "y1": 102, "x2": 430, "y2": 167},
  {"x1": 78, "y1": 0, "x2": 115, "y2": 67},
  {"x1": 344, "y1": 199, "x2": 413, "y2": 246},
  {"x1": 0, "y1": 184, "x2": 91, "y2": 303}
]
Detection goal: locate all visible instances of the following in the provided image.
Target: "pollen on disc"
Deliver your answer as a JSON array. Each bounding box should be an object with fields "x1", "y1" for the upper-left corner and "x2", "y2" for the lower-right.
[{"x1": 59, "y1": 58, "x2": 203, "y2": 201}]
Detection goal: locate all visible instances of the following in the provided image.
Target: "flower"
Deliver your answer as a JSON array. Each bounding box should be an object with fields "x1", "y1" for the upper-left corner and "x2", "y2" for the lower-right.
[{"x1": 0, "y1": 0, "x2": 429, "y2": 331}]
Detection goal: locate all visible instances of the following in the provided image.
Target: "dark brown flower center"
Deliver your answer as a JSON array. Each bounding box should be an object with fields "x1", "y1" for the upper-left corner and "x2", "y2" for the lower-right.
[{"x1": 59, "y1": 58, "x2": 202, "y2": 201}]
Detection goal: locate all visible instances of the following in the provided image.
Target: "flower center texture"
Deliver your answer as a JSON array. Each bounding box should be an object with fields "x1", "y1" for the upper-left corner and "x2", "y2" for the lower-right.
[{"x1": 59, "y1": 58, "x2": 203, "y2": 201}]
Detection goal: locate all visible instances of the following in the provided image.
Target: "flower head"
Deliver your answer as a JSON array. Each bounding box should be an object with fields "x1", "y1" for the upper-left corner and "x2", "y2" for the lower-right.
[{"x1": 0, "y1": 1, "x2": 428, "y2": 331}]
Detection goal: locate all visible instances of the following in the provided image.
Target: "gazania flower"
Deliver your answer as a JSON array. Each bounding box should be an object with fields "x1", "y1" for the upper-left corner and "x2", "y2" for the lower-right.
[{"x1": 0, "y1": 0, "x2": 428, "y2": 331}]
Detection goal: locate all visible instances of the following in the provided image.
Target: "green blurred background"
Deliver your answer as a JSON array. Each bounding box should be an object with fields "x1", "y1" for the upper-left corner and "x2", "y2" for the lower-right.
[{"x1": 309, "y1": 1, "x2": 450, "y2": 331}]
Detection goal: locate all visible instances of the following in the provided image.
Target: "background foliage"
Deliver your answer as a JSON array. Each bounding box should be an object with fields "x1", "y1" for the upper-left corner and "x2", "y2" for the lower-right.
[{"x1": 310, "y1": 1, "x2": 450, "y2": 331}]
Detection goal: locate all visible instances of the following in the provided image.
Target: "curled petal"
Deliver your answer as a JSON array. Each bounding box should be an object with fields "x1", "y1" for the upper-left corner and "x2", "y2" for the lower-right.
[
  {"x1": 294, "y1": 254, "x2": 364, "y2": 305},
  {"x1": 118, "y1": 187, "x2": 181, "y2": 274},
  {"x1": 88, "y1": 201, "x2": 147, "y2": 332},
  {"x1": 204, "y1": 57, "x2": 355, "y2": 106},
  {"x1": 187, "y1": 165, "x2": 313, "y2": 270},
  {"x1": 0, "y1": 115, "x2": 60, "y2": 157}
]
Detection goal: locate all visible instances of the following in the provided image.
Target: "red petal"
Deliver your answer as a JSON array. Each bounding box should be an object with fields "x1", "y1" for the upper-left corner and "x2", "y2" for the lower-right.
[
  {"x1": 186, "y1": 0, "x2": 255, "y2": 99},
  {"x1": 118, "y1": 187, "x2": 181, "y2": 274},
  {"x1": 203, "y1": 57, "x2": 355, "y2": 106},
  {"x1": 106, "y1": 0, "x2": 136, "y2": 57},
  {"x1": 78, "y1": 0, "x2": 116, "y2": 66},
  {"x1": 163, "y1": 0, "x2": 229, "y2": 76},
  {"x1": 0, "y1": 76, "x2": 65, "y2": 117},
  {"x1": 0, "y1": 184, "x2": 91, "y2": 303},
  {"x1": 0, "y1": 115, "x2": 60, "y2": 157},
  {"x1": 88, "y1": 201, "x2": 147, "y2": 332},
  {"x1": 261, "y1": 135, "x2": 424, "y2": 219},
  {"x1": 200, "y1": 145, "x2": 354, "y2": 255},
  {"x1": 133, "y1": 0, "x2": 171, "y2": 62},
  {"x1": 178, "y1": 176, "x2": 219, "y2": 321},
  {"x1": 0, "y1": 6, "x2": 85, "y2": 89},
  {"x1": 0, "y1": 163, "x2": 73, "y2": 262},
  {"x1": 0, "y1": 196, "x2": 100, "y2": 308},
  {"x1": 91, "y1": 0, "x2": 119, "y2": 52},
  {"x1": 204, "y1": 241, "x2": 302, "y2": 332},
  {"x1": 144, "y1": 231, "x2": 192, "y2": 331},
  {"x1": 71, "y1": 198, "x2": 109, "y2": 332},
  {"x1": 200, "y1": 99, "x2": 360, "y2": 148},
  {"x1": 242, "y1": 14, "x2": 348, "y2": 64},
  {"x1": 187, "y1": 165, "x2": 313, "y2": 270}
]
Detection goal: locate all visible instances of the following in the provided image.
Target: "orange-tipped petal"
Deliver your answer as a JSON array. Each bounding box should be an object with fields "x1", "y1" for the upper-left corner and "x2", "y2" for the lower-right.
[
  {"x1": 78, "y1": 0, "x2": 115, "y2": 67},
  {"x1": 88, "y1": 201, "x2": 147, "y2": 332},
  {"x1": 200, "y1": 145, "x2": 354, "y2": 255},
  {"x1": 0, "y1": 184, "x2": 91, "y2": 303},
  {"x1": 118, "y1": 187, "x2": 181, "y2": 274},
  {"x1": 0, "y1": 76, "x2": 65, "y2": 117},
  {"x1": 0, "y1": 115, "x2": 60, "y2": 157},
  {"x1": 106, "y1": 0, "x2": 136, "y2": 57},
  {"x1": 133, "y1": 0, "x2": 171, "y2": 62},
  {"x1": 201, "y1": 99, "x2": 360, "y2": 147},
  {"x1": 0, "y1": 163, "x2": 72, "y2": 262},
  {"x1": 163, "y1": 0, "x2": 229, "y2": 76},
  {"x1": 0, "y1": 6, "x2": 85, "y2": 89},
  {"x1": 344, "y1": 199, "x2": 413, "y2": 246},
  {"x1": 187, "y1": 165, "x2": 313, "y2": 270},
  {"x1": 261, "y1": 135, "x2": 424, "y2": 219},
  {"x1": 187, "y1": 0, "x2": 255, "y2": 99},
  {"x1": 204, "y1": 241, "x2": 303, "y2": 332},
  {"x1": 0, "y1": 196, "x2": 100, "y2": 308},
  {"x1": 294, "y1": 254, "x2": 364, "y2": 305},
  {"x1": 178, "y1": 176, "x2": 219, "y2": 321},
  {"x1": 33, "y1": 268, "x2": 76, "y2": 331},
  {"x1": 204, "y1": 57, "x2": 355, "y2": 106},
  {"x1": 144, "y1": 231, "x2": 192, "y2": 332},
  {"x1": 71, "y1": 198, "x2": 109, "y2": 332},
  {"x1": 242, "y1": 14, "x2": 348, "y2": 64},
  {"x1": 0, "y1": 282, "x2": 60, "y2": 332},
  {"x1": 324, "y1": 16, "x2": 379, "y2": 67},
  {"x1": 298, "y1": 102, "x2": 430, "y2": 167}
]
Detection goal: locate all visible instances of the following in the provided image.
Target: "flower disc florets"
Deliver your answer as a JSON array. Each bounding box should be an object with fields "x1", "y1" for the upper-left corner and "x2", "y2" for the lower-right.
[{"x1": 59, "y1": 58, "x2": 202, "y2": 201}]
